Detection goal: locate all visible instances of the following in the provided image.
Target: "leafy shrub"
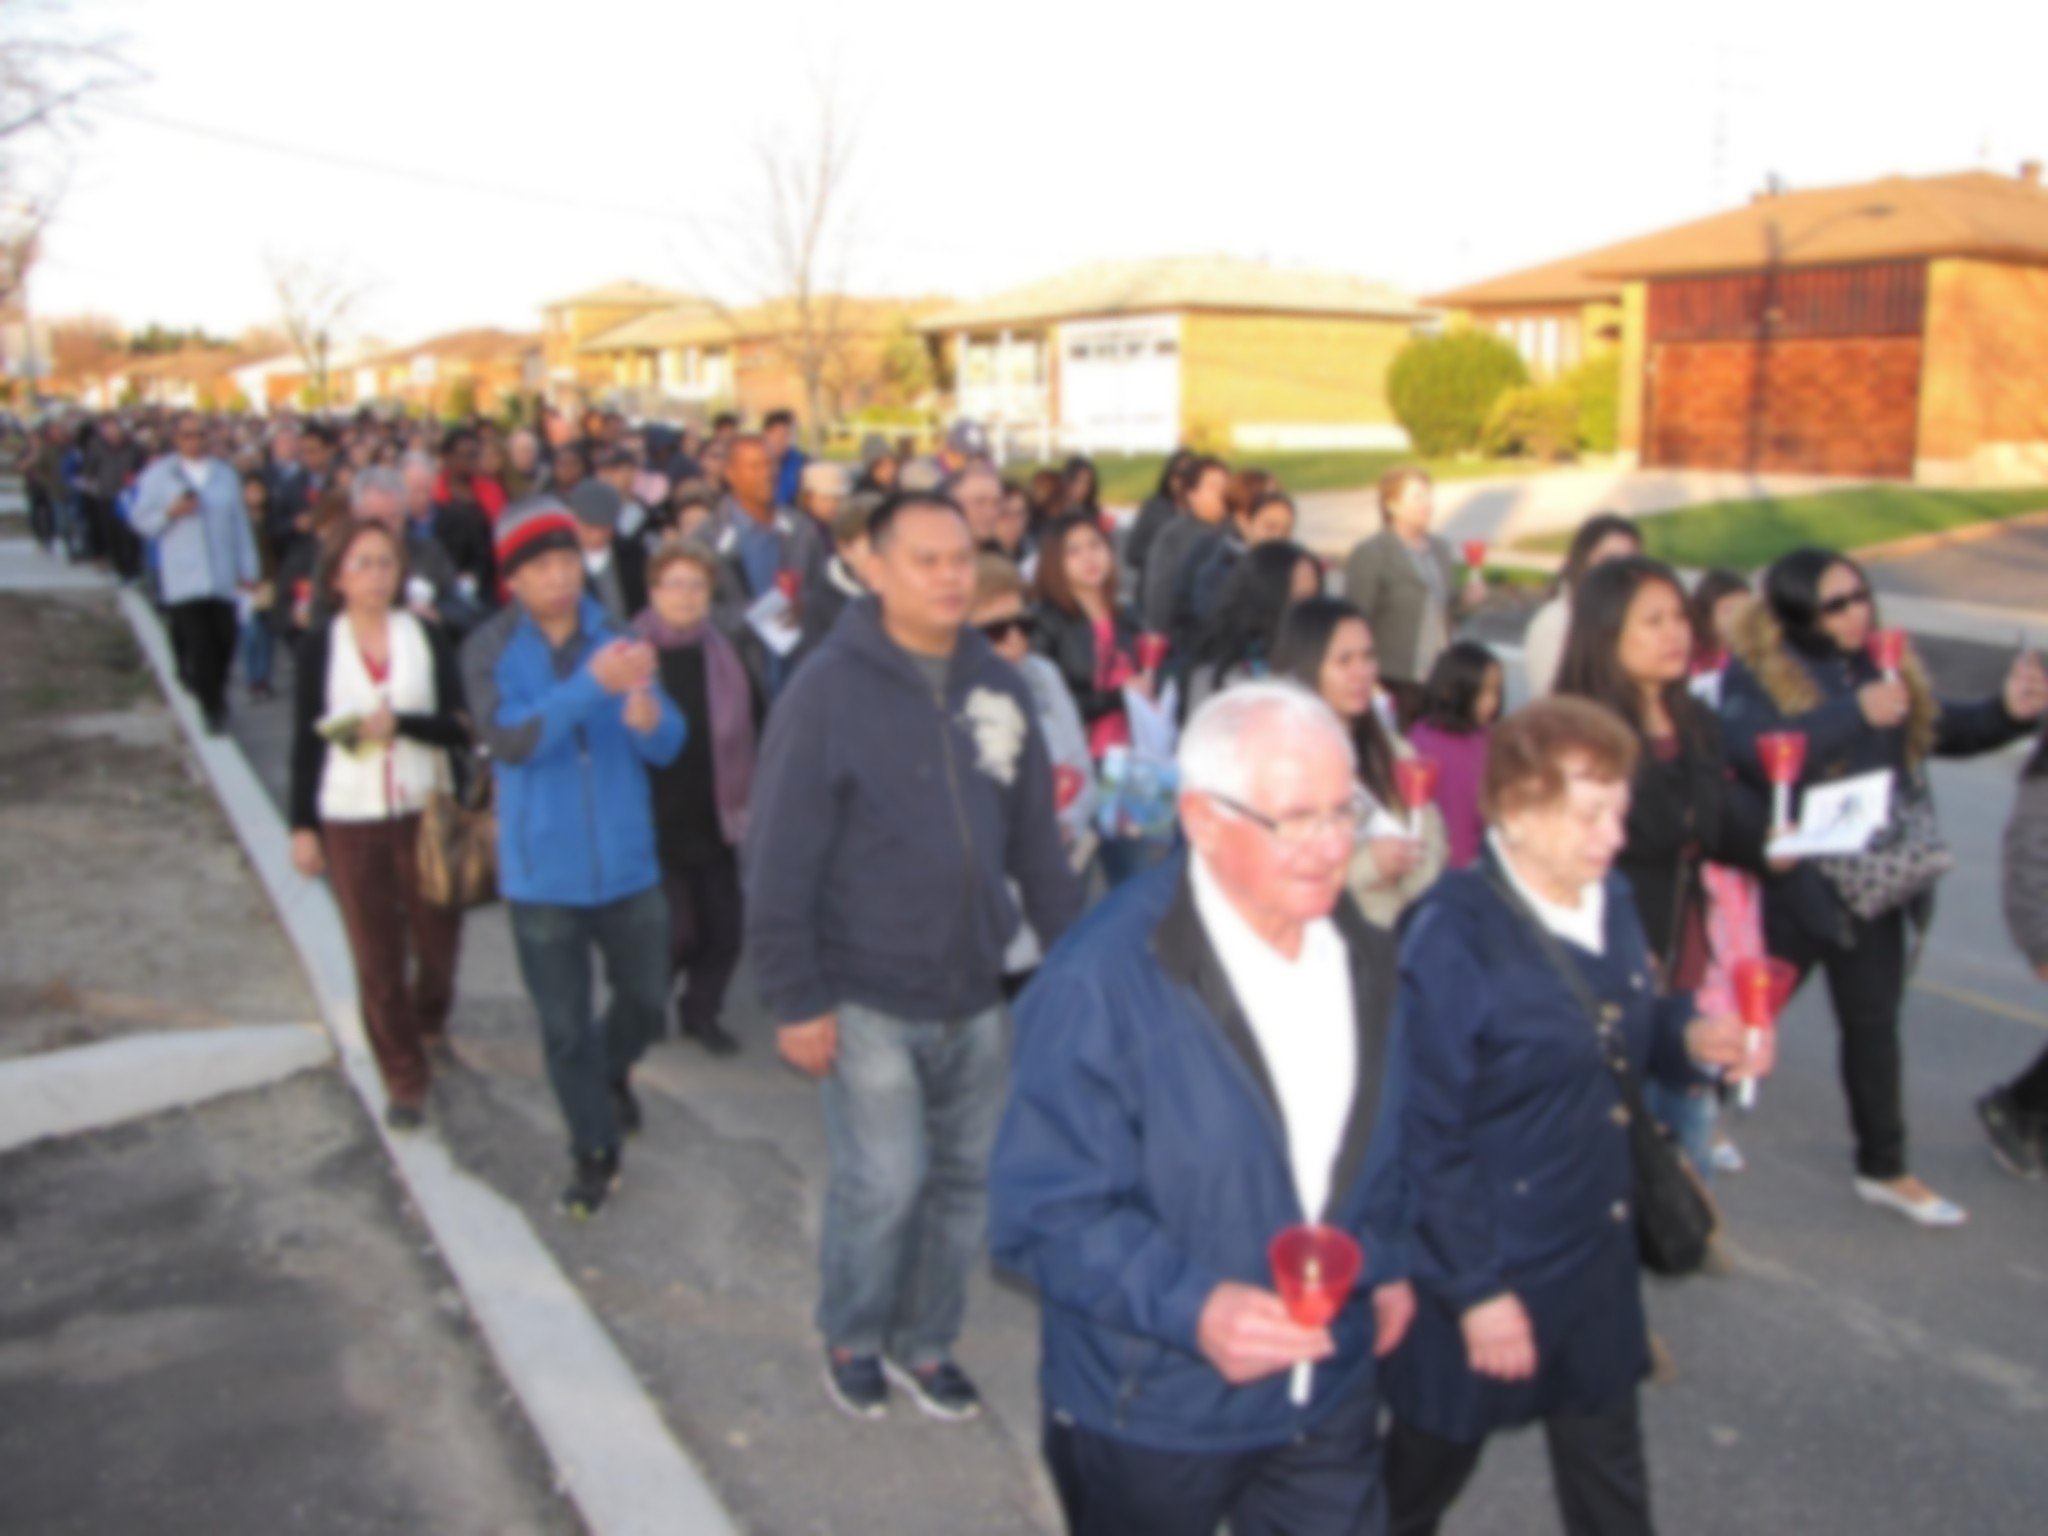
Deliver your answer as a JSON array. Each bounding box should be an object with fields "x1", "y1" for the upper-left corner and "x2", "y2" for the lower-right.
[
  {"x1": 1567, "y1": 353, "x2": 1620, "y2": 455},
  {"x1": 1482, "y1": 383, "x2": 1580, "y2": 461},
  {"x1": 1388, "y1": 331, "x2": 1528, "y2": 456}
]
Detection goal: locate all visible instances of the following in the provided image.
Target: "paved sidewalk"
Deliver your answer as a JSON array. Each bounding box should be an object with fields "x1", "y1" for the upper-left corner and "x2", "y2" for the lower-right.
[{"x1": 0, "y1": 580, "x2": 580, "y2": 1536}]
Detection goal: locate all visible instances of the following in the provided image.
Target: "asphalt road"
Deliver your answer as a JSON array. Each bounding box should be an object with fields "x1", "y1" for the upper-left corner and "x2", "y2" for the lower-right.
[
  {"x1": 224, "y1": 632, "x2": 2048, "y2": 1536},
  {"x1": 1864, "y1": 523, "x2": 2048, "y2": 619}
]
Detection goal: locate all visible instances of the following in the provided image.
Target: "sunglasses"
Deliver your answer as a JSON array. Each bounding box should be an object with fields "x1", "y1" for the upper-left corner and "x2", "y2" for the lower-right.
[
  {"x1": 1818, "y1": 588, "x2": 1872, "y2": 617},
  {"x1": 977, "y1": 615, "x2": 1035, "y2": 643}
]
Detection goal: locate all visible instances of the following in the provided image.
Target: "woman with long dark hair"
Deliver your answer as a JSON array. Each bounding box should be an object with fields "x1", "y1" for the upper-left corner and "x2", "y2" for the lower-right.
[
  {"x1": 1122, "y1": 448, "x2": 1194, "y2": 579},
  {"x1": 1524, "y1": 513, "x2": 1642, "y2": 696},
  {"x1": 1723, "y1": 546, "x2": 2048, "y2": 1225},
  {"x1": 1687, "y1": 568, "x2": 1753, "y2": 708},
  {"x1": 1407, "y1": 642, "x2": 1504, "y2": 871},
  {"x1": 1184, "y1": 540, "x2": 1323, "y2": 712},
  {"x1": 1273, "y1": 596, "x2": 1447, "y2": 928},
  {"x1": 1061, "y1": 455, "x2": 1105, "y2": 527},
  {"x1": 1556, "y1": 558, "x2": 1774, "y2": 1174}
]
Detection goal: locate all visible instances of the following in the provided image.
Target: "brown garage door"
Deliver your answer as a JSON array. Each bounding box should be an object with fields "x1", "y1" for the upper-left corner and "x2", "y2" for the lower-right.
[
  {"x1": 1640, "y1": 262, "x2": 1928, "y2": 479},
  {"x1": 1645, "y1": 335, "x2": 1922, "y2": 478}
]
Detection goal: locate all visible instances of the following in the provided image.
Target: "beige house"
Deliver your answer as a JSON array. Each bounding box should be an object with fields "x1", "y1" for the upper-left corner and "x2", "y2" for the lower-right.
[{"x1": 918, "y1": 256, "x2": 1433, "y2": 457}]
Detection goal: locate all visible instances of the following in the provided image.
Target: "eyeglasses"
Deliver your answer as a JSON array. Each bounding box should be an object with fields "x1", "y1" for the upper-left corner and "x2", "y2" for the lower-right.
[
  {"x1": 977, "y1": 615, "x2": 1035, "y2": 643},
  {"x1": 1818, "y1": 588, "x2": 1872, "y2": 617},
  {"x1": 1205, "y1": 788, "x2": 1374, "y2": 848}
]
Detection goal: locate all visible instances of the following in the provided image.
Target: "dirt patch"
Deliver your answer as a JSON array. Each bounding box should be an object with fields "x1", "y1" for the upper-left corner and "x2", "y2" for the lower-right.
[{"x1": 0, "y1": 591, "x2": 314, "y2": 1060}]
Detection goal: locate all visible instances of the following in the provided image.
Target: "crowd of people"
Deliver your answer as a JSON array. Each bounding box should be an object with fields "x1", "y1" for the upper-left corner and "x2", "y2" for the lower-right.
[{"x1": 20, "y1": 399, "x2": 2048, "y2": 1534}]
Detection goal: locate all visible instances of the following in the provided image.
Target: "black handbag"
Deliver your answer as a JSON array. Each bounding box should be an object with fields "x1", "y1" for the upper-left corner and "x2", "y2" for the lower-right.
[{"x1": 1485, "y1": 871, "x2": 1718, "y2": 1278}]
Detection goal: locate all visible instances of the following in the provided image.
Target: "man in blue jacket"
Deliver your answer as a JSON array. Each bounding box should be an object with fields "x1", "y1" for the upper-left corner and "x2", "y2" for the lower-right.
[
  {"x1": 991, "y1": 680, "x2": 1414, "y2": 1536},
  {"x1": 746, "y1": 490, "x2": 1082, "y2": 1425},
  {"x1": 463, "y1": 497, "x2": 686, "y2": 1218}
]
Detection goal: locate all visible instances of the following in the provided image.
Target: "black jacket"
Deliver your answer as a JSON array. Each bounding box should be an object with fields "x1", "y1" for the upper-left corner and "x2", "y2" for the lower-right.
[
  {"x1": 1034, "y1": 601, "x2": 1142, "y2": 729},
  {"x1": 1615, "y1": 709, "x2": 1769, "y2": 967}
]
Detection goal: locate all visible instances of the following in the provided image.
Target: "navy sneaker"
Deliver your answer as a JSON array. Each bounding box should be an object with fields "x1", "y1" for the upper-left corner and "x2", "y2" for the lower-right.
[
  {"x1": 823, "y1": 1350, "x2": 889, "y2": 1421},
  {"x1": 559, "y1": 1148, "x2": 621, "y2": 1219},
  {"x1": 1978, "y1": 1088, "x2": 2045, "y2": 1180},
  {"x1": 883, "y1": 1357, "x2": 983, "y2": 1422}
]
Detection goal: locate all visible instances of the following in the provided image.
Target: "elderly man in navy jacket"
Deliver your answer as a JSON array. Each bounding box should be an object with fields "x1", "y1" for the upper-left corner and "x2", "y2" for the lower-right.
[{"x1": 992, "y1": 680, "x2": 1414, "y2": 1536}]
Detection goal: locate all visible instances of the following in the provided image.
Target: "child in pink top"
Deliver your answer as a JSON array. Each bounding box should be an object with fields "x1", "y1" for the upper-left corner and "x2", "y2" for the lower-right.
[{"x1": 1405, "y1": 642, "x2": 1503, "y2": 870}]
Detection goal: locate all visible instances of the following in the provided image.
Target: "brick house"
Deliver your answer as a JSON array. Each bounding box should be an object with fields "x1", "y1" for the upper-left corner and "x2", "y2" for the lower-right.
[
  {"x1": 1432, "y1": 164, "x2": 2048, "y2": 482},
  {"x1": 917, "y1": 256, "x2": 1432, "y2": 458}
]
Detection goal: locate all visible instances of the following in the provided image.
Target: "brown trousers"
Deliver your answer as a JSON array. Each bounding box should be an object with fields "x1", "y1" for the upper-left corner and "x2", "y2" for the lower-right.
[{"x1": 322, "y1": 813, "x2": 463, "y2": 1107}]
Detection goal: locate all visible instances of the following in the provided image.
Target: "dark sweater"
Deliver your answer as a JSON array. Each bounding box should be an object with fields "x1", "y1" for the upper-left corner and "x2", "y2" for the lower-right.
[
  {"x1": 745, "y1": 599, "x2": 1083, "y2": 1025},
  {"x1": 288, "y1": 617, "x2": 469, "y2": 831}
]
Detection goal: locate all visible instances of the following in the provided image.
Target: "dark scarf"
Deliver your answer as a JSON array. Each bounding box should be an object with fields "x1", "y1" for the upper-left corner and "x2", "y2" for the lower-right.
[{"x1": 632, "y1": 609, "x2": 757, "y2": 846}]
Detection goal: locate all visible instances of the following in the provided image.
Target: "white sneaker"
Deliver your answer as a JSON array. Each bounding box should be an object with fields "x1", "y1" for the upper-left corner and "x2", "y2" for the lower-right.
[
  {"x1": 1854, "y1": 1177, "x2": 1967, "y2": 1228},
  {"x1": 1709, "y1": 1139, "x2": 1746, "y2": 1175}
]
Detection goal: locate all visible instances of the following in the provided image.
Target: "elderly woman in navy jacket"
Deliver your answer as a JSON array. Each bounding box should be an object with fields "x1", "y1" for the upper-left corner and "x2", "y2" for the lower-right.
[
  {"x1": 1385, "y1": 697, "x2": 1768, "y2": 1536},
  {"x1": 993, "y1": 682, "x2": 1414, "y2": 1536}
]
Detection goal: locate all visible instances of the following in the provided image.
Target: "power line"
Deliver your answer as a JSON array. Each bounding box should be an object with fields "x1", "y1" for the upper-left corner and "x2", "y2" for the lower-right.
[{"x1": 100, "y1": 103, "x2": 981, "y2": 262}]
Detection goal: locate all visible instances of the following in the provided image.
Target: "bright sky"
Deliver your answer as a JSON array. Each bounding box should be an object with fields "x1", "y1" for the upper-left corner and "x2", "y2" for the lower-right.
[{"x1": 25, "y1": 0, "x2": 2048, "y2": 347}]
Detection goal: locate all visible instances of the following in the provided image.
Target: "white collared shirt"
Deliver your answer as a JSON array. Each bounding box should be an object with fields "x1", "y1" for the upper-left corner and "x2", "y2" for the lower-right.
[
  {"x1": 1489, "y1": 829, "x2": 1606, "y2": 954},
  {"x1": 1190, "y1": 852, "x2": 1356, "y2": 1220}
]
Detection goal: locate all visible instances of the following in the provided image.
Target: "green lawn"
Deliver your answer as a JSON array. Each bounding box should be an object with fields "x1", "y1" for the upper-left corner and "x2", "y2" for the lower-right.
[
  {"x1": 987, "y1": 450, "x2": 1538, "y2": 504},
  {"x1": 1523, "y1": 486, "x2": 2048, "y2": 572}
]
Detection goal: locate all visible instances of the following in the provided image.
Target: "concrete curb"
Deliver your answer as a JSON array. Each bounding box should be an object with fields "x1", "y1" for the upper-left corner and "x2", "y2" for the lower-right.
[
  {"x1": 0, "y1": 1024, "x2": 333, "y2": 1153},
  {"x1": 115, "y1": 587, "x2": 742, "y2": 1536}
]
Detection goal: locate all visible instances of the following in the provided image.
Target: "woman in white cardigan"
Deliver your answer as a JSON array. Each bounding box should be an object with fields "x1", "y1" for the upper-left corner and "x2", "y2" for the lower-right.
[{"x1": 288, "y1": 520, "x2": 469, "y2": 1128}]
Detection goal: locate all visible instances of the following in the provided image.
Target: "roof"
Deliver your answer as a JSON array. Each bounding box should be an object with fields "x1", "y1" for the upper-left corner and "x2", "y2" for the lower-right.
[
  {"x1": 359, "y1": 328, "x2": 541, "y2": 369},
  {"x1": 1431, "y1": 168, "x2": 2048, "y2": 306},
  {"x1": 570, "y1": 300, "x2": 725, "y2": 351},
  {"x1": 121, "y1": 347, "x2": 253, "y2": 381},
  {"x1": 579, "y1": 295, "x2": 948, "y2": 355},
  {"x1": 916, "y1": 256, "x2": 1429, "y2": 333},
  {"x1": 540, "y1": 279, "x2": 693, "y2": 312}
]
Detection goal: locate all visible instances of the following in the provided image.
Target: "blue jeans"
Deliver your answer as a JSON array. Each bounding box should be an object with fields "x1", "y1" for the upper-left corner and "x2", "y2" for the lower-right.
[
  {"x1": 239, "y1": 612, "x2": 274, "y2": 690},
  {"x1": 817, "y1": 1001, "x2": 1006, "y2": 1366},
  {"x1": 1647, "y1": 1080, "x2": 1720, "y2": 1185},
  {"x1": 508, "y1": 885, "x2": 671, "y2": 1158}
]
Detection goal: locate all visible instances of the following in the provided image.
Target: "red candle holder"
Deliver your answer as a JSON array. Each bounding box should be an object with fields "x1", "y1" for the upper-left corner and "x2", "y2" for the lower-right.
[
  {"x1": 1394, "y1": 756, "x2": 1441, "y2": 814},
  {"x1": 1269, "y1": 1224, "x2": 1363, "y2": 1328},
  {"x1": 1461, "y1": 539, "x2": 1488, "y2": 570},
  {"x1": 1756, "y1": 731, "x2": 1807, "y2": 786},
  {"x1": 1732, "y1": 955, "x2": 1797, "y2": 1108},
  {"x1": 774, "y1": 569, "x2": 801, "y2": 604},
  {"x1": 1136, "y1": 632, "x2": 1170, "y2": 674},
  {"x1": 1053, "y1": 764, "x2": 1086, "y2": 811},
  {"x1": 1270, "y1": 1223, "x2": 1362, "y2": 1405},
  {"x1": 1867, "y1": 628, "x2": 1906, "y2": 676}
]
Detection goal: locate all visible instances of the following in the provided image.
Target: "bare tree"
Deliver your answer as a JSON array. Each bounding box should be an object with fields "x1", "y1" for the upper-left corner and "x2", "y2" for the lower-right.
[
  {"x1": 0, "y1": 1, "x2": 137, "y2": 370},
  {"x1": 266, "y1": 255, "x2": 368, "y2": 408},
  {"x1": 675, "y1": 79, "x2": 865, "y2": 448}
]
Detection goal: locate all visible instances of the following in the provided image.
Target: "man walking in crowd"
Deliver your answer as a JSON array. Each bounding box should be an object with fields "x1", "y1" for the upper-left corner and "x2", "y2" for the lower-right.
[
  {"x1": 764, "y1": 408, "x2": 808, "y2": 508},
  {"x1": 567, "y1": 478, "x2": 635, "y2": 623},
  {"x1": 992, "y1": 681, "x2": 1413, "y2": 1536},
  {"x1": 746, "y1": 490, "x2": 1082, "y2": 1423},
  {"x1": 269, "y1": 422, "x2": 338, "y2": 574},
  {"x1": 688, "y1": 433, "x2": 824, "y2": 700},
  {"x1": 132, "y1": 413, "x2": 261, "y2": 733},
  {"x1": 1141, "y1": 454, "x2": 1231, "y2": 636},
  {"x1": 462, "y1": 497, "x2": 685, "y2": 1218}
]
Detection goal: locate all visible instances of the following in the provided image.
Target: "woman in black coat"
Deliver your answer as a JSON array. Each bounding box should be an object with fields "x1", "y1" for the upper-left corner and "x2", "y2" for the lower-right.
[
  {"x1": 1387, "y1": 698, "x2": 1766, "y2": 1536},
  {"x1": 1721, "y1": 547, "x2": 2048, "y2": 1226}
]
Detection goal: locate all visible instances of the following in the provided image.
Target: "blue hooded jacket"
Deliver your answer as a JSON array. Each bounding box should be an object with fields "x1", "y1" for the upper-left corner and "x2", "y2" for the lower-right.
[
  {"x1": 990, "y1": 853, "x2": 1411, "y2": 1454},
  {"x1": 461, "y1": 595, "x2": 684, "y2": 907}
]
